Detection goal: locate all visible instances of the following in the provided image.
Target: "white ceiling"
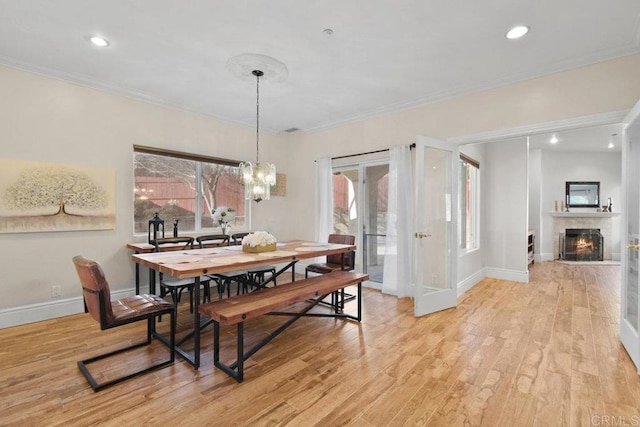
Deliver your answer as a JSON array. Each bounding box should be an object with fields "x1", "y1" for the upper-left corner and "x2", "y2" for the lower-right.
[
  {"x1": 528, "y1": 124, "x2": 623, "y2": 152},
  {"x1": 1, "y1": 1, "x2": 639, "y2": 134}
]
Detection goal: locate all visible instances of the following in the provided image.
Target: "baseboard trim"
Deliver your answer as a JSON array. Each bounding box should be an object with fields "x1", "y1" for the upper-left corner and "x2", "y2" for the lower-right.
[
  {"x1": 457, "y1": 268, "x2": 486, "y2": 296},
  {"x1": 540, "y1": 253, "x2": 555, "y2": 262},
  {"x1": 485, "y1": 267, "x2": 529, "y2": 283},
  {"x1": 2, "y1": 264, "x2": 532, "y2": 328},
  {"x1": 0, "y1": 288, "x2": 134, "y2": 329}
]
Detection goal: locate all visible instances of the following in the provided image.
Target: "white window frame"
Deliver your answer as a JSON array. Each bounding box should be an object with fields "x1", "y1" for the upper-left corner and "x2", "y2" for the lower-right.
[
  {"x1": 459, "y1": 154, "x2": 480, "y2": 252},
  {"x1": 132, "y1": 145, "x2": 251, "y2": 235}
]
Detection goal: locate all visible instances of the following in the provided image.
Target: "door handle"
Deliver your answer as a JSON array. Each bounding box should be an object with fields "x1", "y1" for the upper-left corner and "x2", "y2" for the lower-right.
[
  {"x1": 627, "y1": 243, "x2": 640, "y2": 250},
  {"x1": 414, "y1": 232, "x2": 432, "y2": 239}
]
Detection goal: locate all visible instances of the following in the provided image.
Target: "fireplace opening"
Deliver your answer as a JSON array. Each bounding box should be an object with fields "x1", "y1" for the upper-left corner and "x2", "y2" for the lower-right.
[{"x1": 560, "y1": 228, "x2": 604, "y2": 261}]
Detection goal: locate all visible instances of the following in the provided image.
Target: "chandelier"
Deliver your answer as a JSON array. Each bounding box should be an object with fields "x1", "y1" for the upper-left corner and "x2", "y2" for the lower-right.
[{"x1": 239, "y1": 70, "x2": 276, "y2": 202}]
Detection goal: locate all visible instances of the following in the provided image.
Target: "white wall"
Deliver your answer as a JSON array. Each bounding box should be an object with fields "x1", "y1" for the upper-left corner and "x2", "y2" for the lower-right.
[
  {"x1": 293, "y1": 54, "x2": 640, "y2": 242},
  {"x1": 2, "y1": 52, "x2": 640, "y2": 327},
  {"x1": 457, "y1": 144, "x2": 485, "y2": 292},
  {"x1": 539, "y1": 150, "x2": 622, "y2": 260},
  {"x1": 529, "y1": 148, "x2": 542, "y2": 261},
  {"x1": 0, "y1": 65, "x2": 291, "y2": 324},
  {"x1": 481, "y1": 138, "x2": 529, "y2": 280}
]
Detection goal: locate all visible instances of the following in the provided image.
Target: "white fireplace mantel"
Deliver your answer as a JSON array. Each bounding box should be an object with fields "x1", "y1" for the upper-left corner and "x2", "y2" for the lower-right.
[{"x1": 549, "y1": 212, "x2": 620, "y2": 218}]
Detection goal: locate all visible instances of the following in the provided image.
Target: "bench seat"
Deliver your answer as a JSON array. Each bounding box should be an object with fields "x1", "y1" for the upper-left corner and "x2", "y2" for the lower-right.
[
  {"x1": 199, "y1": 270, "x2": 368, "y2": 325},
  {"x1": 198, "y1": 270, "x2": 369, "y2": 382}
]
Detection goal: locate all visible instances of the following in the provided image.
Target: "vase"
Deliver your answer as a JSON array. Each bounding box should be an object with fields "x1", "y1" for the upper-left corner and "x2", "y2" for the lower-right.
[
  {"x1": 242, "y1": 243, "x2": 276, "y2": 253},
  {"x1": 219, "y1": 220, "x2": 228, "y2": 235}
]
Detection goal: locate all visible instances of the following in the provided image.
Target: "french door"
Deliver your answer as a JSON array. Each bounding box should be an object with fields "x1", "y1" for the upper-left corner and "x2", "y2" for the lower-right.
[
  {"x1": 621, "y1": 100, "x2": 640, "y2": 372},
  {"x1": 413, "y1": 136, "x2": 458, "y2": 316},
  {"x1": 332, "y1": 162, "x2": 389, "y2": 282}
]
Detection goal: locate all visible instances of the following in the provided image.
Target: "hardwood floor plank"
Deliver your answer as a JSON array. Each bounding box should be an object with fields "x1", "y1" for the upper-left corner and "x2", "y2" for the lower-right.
[
  {"x1": 1, "y1": 262, "x2": 639, "y2": 426},
  {"x1": 570, "y1": 370, "x2": 605, "y2": 427},
  {"x1": 571, "y1": 305, "x2": 600, "y2": 376},
  {"x1": 532, "y1": 370, "x2": 571, "y2": 426}
]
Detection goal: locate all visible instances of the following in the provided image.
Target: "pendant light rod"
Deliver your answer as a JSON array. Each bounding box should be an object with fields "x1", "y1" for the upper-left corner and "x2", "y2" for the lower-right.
[{"x1": 253, "y1": 69, "x2": 263, "y2": 163}]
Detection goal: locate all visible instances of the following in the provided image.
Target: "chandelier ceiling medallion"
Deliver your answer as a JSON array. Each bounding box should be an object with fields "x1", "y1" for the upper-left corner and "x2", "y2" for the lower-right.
[{"x1": 239, "y1": 69, "x2": 276, "y2": 202}]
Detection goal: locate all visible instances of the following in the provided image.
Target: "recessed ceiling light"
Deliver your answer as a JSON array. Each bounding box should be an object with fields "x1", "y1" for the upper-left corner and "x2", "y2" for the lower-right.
[
  {"x1": 506, "y1": 25, "x2": 529, "y2": 40},
  {"x1": 549, "y1": 135, "x2": 558, "y2": 144},
  {"x1": 89, "y1": 36, "x2": 109, "y2": 47},
  {"x1": 608, "y1": 142, "x2": 615, "y2": 149},
  {"x1": 322, "y1": 28, "x2": 334, "y2": 36}
]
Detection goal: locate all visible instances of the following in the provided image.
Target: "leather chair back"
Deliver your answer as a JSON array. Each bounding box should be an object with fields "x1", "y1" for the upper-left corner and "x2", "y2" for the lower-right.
[
  {"x1": 73, "y1": 256, "x2": 114, "y2": 326},
  {"x1": 326, "y1": 234, "x2": 356, "y2": 267}
]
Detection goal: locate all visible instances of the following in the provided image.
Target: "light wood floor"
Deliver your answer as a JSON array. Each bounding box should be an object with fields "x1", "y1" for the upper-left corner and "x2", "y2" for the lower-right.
[{"x1": 1, "y1": 262, "x2": 639, "y2": 426}]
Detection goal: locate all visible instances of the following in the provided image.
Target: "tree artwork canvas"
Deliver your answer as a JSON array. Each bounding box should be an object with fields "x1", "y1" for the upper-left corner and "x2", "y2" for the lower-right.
[{"x1": 0, "y1": 158, "x2": 116, "y2": 233}]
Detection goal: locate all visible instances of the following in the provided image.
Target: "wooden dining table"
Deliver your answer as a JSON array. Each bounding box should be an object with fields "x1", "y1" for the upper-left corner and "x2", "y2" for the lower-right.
[
  {"x1": 126, "y1": 237, "x2": 229, "y2": 294},
  {"x1": 131, "y1": 240, "x2": 356, "y2": 368}
]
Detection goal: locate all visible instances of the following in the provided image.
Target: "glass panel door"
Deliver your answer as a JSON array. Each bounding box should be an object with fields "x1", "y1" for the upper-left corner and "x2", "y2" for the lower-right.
[
  {"x1": 332, "y1": 168, "x2": 359, "y2": 237},
  {"x1": 363, "y1": 164, "x2": 389, "y2": 283},
  {"x1": 622, "y1": 100, "x2": 640, "y2": 372},
  {"x1": 332, "y1": 162, "x2": 389, "y2": 281},
  {"x1": 333, "y1": 167, "x2": 361, "y2": 272},
  {"x1": 414, "y1": 136, "x2": 458, "y2": 316}
]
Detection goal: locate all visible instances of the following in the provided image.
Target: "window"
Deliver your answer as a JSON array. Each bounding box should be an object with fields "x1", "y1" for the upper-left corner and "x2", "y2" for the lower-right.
[
  {"x1": 459, "y1": 154, "x2": 479, "y2": 251},
  {"x1": 133, "y1": 145, "x2": 248, "y2": 234}
]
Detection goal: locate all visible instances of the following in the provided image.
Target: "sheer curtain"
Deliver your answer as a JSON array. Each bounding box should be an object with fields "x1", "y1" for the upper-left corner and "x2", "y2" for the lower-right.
[
  {"x1": 316, "y1": 157, "x2": 334, "y2": 242},
  {"x1": 382, "y1": 145, "x2": 414, "y2": 297}
]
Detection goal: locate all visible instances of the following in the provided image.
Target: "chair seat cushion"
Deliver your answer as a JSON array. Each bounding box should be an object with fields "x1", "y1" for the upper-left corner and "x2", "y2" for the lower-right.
[
  {"x1": 111, "y1": 294, "x2": 173, "y2": 323},
  {"x1": 306, "y1": 263, "x2": 344, "y2": 274}
]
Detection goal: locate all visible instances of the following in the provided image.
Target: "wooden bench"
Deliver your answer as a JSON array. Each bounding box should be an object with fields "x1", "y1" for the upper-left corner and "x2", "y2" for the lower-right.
[{"x1": 198, "y1": 270, "x2": 369, "y2": 382}]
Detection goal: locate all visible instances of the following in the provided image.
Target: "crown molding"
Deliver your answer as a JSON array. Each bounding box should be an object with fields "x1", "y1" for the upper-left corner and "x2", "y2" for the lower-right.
[{"x1": 448, "y1": 111, "x2": 629, "y2": 145}]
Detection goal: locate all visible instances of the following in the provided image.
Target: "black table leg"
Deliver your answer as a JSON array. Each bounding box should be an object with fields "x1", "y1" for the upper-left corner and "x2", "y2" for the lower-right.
[{"x1": 194, "y1": 276, "x2": 201, "y2": 368}]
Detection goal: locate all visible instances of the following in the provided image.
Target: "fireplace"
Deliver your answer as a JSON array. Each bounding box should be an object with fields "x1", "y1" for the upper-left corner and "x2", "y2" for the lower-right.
[{"x1": 560, "y1": 228, "x2": 604, "y2": 261}]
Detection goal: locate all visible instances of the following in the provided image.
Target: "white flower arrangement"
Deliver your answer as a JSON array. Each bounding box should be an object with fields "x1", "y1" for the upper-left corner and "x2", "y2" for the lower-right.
[
  {"x1": 242, "y1": 231, "x2": 277, "y2": 247},
  {"x1": 212, "y1": 206, "x2": 236, "y2": 223}
]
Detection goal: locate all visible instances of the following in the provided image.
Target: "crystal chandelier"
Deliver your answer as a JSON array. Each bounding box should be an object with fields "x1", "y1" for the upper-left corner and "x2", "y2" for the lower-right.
[{"x1": 239, "y1": 70, "x2": 276, "y2": 202}]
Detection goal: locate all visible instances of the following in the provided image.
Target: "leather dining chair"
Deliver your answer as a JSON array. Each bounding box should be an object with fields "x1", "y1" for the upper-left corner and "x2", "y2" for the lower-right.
[
  {"x1": 72, "y1": 256, "x2": 176, "y2": 392},
  {"x1": 305, "y1": 234, "x2": 356, "y2": 277},
  {"x1": 304, "y1": 234, "x2": 357, "y2": 309}
]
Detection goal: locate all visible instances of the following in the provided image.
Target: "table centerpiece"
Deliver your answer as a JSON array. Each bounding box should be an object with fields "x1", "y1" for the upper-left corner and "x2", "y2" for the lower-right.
[{"x1": 242, "y1": 231, "x2": 277, "y2": 253}]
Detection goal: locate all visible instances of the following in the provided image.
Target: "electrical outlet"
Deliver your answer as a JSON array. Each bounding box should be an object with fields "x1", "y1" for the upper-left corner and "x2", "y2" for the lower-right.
[{"x1": 51, "y1": 285, "x2": 62, "y2": 298}]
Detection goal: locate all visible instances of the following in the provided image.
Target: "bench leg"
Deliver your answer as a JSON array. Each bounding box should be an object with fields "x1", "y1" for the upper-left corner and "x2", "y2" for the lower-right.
[
  {"x1": 213, "y1": 321, "x2": 245, "y2": 382},
  {"x1": 237, "y1": 323, "x2": 244, "y2": 382},
  {"x1": 210, "y1": 279, "x2": 365, "y2": 383},
  {"x1": 357, "y1": 281, "x2": 362, "y2": 322},
  {"x1": 213, "y1": 321, "x2": 219, "y2": 365}
]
